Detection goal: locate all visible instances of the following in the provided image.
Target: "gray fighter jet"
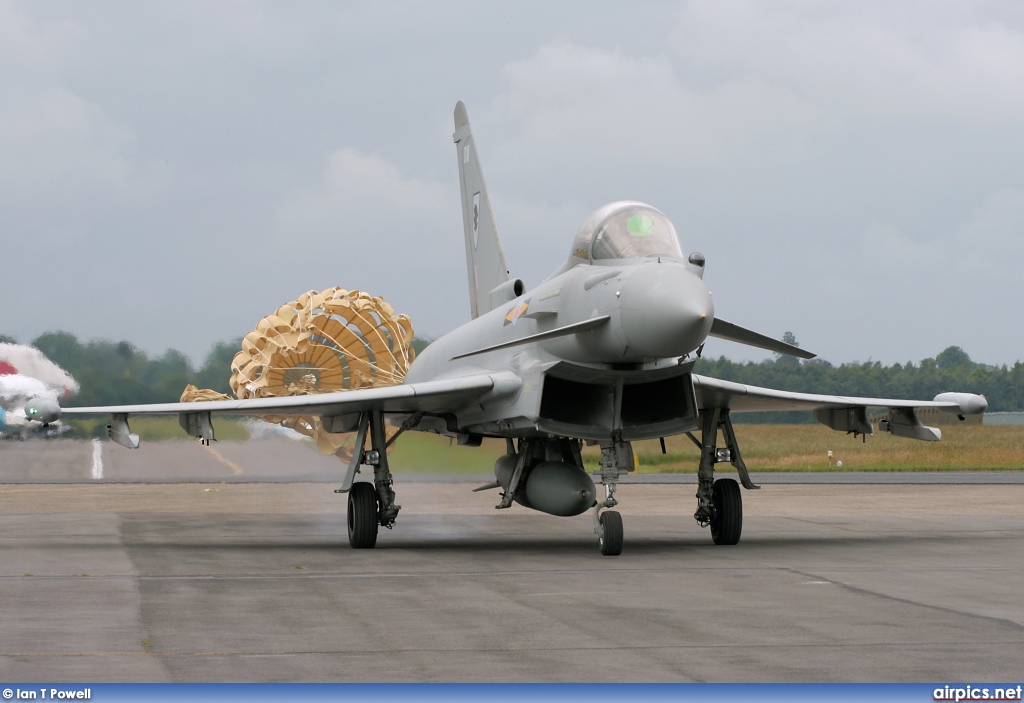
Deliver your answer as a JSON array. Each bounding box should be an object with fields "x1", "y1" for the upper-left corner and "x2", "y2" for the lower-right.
[{"x1": 63, "y1": 102, "x2": 987, "y2": 555}]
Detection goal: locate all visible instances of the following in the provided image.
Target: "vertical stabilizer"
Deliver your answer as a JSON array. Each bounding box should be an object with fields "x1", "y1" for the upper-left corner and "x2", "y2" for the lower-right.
[{"x1": 453, "y1": 101, "x2": 510, "y2": 319}]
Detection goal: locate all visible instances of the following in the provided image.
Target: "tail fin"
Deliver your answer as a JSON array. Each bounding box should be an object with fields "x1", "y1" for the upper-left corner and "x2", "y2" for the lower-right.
[{"x1": 453, "y1": 101, "x2": 510, "y2": 319}]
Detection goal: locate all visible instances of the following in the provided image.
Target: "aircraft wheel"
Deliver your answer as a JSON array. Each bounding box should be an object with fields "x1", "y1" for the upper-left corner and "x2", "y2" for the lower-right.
[
  {"x1": 710, "y1": 478, "x2": 742, "y2": 545},
  {"x1": 598, "y1": 510, "x2": 623, "y2": 556},
  {"x1": 348, "y1": 482, "x2": 379, "y2": 549}
]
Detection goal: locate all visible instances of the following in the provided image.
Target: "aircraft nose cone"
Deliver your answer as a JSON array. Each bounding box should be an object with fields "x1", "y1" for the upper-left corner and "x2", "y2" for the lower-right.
[{"x1": 619, "y1": 263, "x2": 714, "y2": 358}]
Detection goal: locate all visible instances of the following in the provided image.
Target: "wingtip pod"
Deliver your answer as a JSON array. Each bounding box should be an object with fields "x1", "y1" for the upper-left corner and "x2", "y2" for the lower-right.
[
  {"x1": 454, "y1": 100, "x2": 469, "y2": 129},
  {"x1": 933, "y1": 392, "x2": 988, "y2": 416}
]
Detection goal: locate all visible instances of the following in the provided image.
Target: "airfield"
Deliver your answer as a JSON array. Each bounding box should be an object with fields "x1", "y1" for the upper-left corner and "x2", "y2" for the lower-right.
[{"x1": 1, "y1": 437, "x2": 1022, "y2": 682}]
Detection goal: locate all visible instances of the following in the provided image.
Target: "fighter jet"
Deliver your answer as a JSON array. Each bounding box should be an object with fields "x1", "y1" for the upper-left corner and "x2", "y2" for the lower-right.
[
  {"x1": 0, "y1": 343, "x2": 77, "y2": 437},
  {"x1": 62, "y1": 102, "x2": 987, "y2": 555}
]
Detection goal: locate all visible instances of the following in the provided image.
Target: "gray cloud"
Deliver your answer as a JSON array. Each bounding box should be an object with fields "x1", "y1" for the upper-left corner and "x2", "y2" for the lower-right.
[{"x1": 1, "y1": 0, "x2": 1021, "y2": 368}]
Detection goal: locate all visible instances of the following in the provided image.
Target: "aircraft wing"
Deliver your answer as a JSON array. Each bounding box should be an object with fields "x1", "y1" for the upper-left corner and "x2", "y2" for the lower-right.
[
  {"x1": 62, "y1": 372, "x2": 521, "y2": 444},
  {"x1": 693, "y1": 374, "x2": 987, "y2": 441}
]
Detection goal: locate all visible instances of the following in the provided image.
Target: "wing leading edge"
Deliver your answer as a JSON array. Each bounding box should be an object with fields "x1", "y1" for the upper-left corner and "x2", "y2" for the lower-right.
[
  {"x1": 694, "y1": 374, "x2": 987, "y2": 441},
  {"x1": 62, "y1": 372, "x2": 522, "y2": 446},
  {"x1": 63, "y1": 373, "x2": 520, "y2": 417}
]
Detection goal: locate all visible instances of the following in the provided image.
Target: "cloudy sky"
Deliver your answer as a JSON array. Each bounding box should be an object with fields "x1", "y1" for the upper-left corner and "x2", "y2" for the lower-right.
[{"x1": 2, "y1": 1, "x2": 1022, "y2": 367}]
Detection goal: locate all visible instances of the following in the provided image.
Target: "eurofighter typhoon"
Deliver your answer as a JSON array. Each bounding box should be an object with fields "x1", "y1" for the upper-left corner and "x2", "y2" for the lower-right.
[{"x1": 63, "y1": 102, "x2": 987, "y2": 555}]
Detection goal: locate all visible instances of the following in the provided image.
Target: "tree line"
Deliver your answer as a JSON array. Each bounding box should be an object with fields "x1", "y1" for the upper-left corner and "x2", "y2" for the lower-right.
[
  {"x1": 694, "y1": 343, "x2": 1022, "y2": 422},
  {"x1": 3, "y1": 331, "x2": 1019, "y2": 416},
  {"x1": 6, "y1": 331, "x2": 239, "y2": 407}
]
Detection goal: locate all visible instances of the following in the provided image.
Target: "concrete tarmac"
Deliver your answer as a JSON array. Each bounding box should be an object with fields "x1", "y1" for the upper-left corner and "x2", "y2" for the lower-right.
[
  {"x1": 1, "y1": 440, "x2": 1022, "y2": 682},
  {"x1": 4, "y1": 438, "x2": 1024, "y2": 484}
]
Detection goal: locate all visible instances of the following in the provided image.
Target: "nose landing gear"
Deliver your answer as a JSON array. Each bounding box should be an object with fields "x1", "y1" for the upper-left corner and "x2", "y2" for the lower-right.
[
  {"x1": 593, "y1": 439, "x2": 632, "y2": 556},
  {"x1": 597, "y1": 508, "x2": 623, "y2": 556}
]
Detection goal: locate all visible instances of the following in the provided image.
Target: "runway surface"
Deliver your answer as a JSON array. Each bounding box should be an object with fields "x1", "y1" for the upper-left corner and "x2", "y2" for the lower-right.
[
  {"x1": 4, "y1": 438, "x2": 1023, "y2": 484},
  {"x1": 1, "y1": 440, "x2": 1022, "y2": 682}
]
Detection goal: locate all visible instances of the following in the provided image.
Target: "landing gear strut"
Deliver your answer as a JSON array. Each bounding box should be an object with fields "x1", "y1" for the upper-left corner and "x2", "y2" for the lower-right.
[
  {"x1": 689, "y1": 408, "x2": 756, "y2": 545},
  {"x1": 593, "y1": 438, "x2": 632, "y2": 556},
  {"x1": 338, "y1": 410, "x2": 401, "y2": 549}
]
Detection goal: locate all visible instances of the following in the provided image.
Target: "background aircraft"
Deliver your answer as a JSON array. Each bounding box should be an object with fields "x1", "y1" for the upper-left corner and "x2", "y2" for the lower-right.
[
  {"x1": 63, "y1": 102, "x2": 987, "y2": 555},
  {"x1": 0, "y1": 343, "x2": 77, "y2": 437}
]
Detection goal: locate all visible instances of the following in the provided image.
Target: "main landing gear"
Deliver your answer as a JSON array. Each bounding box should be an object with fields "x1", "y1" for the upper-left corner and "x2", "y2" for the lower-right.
[
  {"x1": 347, "y1": 482, "x2": 379, "y2": 548},
  {"x1": 710, "y1": 477, "x2": 742, "y2": 545},
  {"x1": 687, "y1": 408, "x2": 757, "y2": 546},
  {"x1": 337, "y1": 410, "x2": 407, "y2": 549}
]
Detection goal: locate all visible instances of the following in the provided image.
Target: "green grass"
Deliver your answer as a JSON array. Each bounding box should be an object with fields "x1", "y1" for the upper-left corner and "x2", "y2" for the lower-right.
[
  {"x1": 388, "y1": 435, "x2": 508, "y2": 473},
  {"x1": 60, "y1": 416, "x2": 1024, "y2": 472},
  {"x1": 617, "y1": 424, "x2": 1024, "y2": 472},
  {"x1": 391, "y1": 425, "x2": 1024, "y2": 473}
]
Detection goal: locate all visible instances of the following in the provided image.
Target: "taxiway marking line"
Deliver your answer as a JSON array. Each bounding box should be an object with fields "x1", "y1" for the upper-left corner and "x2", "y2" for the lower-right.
[
  {"x1": 90, "y1": 439, "x2": 103, "y2": 480},
  {"x1": 204, "y1": 446, "x2": 245, "y2": 476}
]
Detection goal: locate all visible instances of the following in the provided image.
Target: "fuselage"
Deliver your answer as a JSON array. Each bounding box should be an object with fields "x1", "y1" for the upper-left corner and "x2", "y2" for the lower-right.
[
  {"x1": 405, "y1": 202, "x2": 713, "y2": 442},
  {"x1": 407, "y1": 258, "x2": 712, "y2": 376}
]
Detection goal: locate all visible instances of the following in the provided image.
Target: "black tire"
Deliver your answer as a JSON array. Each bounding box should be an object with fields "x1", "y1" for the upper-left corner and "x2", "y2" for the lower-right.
[
  {"x1": 599, "y1": 510, "x2": 623, "y2": 556},
  {"x1": 348, "y1": 482, "x2": 379, "y2": 549},
  {"x1": 710, "y1": 478, "x2": 742, "y2": 545}
]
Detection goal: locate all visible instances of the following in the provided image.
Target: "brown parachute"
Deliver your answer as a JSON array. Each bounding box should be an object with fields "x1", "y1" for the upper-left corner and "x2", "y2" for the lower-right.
[{"x1": 182, "y1": 287, "x2": 414, "y2": 461}]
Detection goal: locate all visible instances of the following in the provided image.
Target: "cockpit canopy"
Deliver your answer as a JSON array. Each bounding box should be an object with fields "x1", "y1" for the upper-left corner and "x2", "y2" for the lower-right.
[{"x1": 570, "y1": 201, "x2": 684, "y2": 263}]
